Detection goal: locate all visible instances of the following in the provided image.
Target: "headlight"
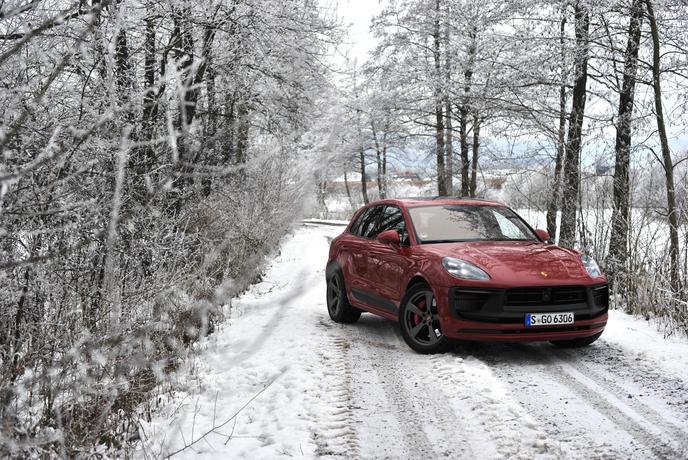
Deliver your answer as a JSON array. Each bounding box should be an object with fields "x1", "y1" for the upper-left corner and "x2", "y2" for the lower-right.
[
  {"x1": 581, "y1": 255, "x2": 602, "y2": 277},
  {"x1": 442, "y1": 257, "x2": 490, "y2": 281}
]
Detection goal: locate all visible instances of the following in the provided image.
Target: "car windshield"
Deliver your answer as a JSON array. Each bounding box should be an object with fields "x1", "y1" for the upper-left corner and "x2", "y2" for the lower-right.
[{"x1": 408, "y1": 205, "x2": 538, "y2": 243}]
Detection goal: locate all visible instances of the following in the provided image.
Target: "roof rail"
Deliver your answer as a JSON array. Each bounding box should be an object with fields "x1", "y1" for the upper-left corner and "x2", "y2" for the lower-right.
[
  {"x1": 432, "y1": 195, "x2": 492, "y2": 201},
  {"x1": 396, "y1": 196, "x2": 493, "y2": 201}
]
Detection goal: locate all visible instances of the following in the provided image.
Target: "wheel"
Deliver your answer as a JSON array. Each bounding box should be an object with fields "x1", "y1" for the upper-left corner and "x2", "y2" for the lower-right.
[
  {"x1": 326, "y1": 271, "x2": 361, "y2": 324},
  {"x1": 550, "y1": 332, "x2": 602, "y2": 348},
  {"x1": 399, "y1": 283, "x2": 451, "y2": 354}
]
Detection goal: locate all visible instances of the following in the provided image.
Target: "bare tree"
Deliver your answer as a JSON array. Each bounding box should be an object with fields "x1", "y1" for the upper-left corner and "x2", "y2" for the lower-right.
[
  {"x1": 607, "y1": 0, "x2": 644, "y2": 286},
  {"x1": 546, "y1": 4, "x2": 569, "y2": 240},
  {"x1": 433, "y1": 0, "x2": 447, "y2": 195},
  {"x1": 645, "y1": 0, "x2": 681, "y2": 293},
  {"x1": 560, "y1": 1, "x2": 591, "y2": 249}
]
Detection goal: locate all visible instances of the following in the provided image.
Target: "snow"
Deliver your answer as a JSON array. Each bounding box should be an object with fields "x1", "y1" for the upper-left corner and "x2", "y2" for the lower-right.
[
  {"x1": 301, "y1": 218, "x2": 349, "y2": 227},
  {"x1": 604, "y1": 309, "x2": 688, "y2": 382},
  {"x1": 139, "y1": 224, "x2": 688, "y2": 459}
]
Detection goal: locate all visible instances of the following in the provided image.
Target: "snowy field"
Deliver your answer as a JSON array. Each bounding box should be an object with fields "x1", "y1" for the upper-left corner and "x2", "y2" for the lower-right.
[{"x1": 138, "y1": 224, "x2": 688, "y2": 459}]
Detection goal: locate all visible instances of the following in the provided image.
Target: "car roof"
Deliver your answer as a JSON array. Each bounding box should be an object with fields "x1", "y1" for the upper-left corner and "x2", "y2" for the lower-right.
[{"x1": 368, "y1": 197, "x2": 506, "y2": 208}]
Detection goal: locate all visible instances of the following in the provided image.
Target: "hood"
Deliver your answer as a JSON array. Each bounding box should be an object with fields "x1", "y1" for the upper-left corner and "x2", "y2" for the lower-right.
[{"x1": 423, "y1": 241, "x2": 599, "y2": 286}]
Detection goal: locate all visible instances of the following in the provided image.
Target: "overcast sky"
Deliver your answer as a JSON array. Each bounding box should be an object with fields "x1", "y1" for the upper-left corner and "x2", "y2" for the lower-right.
[{"x1": 333, "y1": 0, "x2": 383, "y2": 64}]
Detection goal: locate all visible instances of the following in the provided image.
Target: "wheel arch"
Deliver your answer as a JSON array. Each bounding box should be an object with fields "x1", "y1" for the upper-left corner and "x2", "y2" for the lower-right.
[
  {"x1": 326, "y1": 260, "x2": 341, "y2": 281},
  {"x1": 401, "y1": 274, "x2": 440, "y2": 308},
  {"x1": 406, "y1": 275, "x2": 430, "y2": 291}
]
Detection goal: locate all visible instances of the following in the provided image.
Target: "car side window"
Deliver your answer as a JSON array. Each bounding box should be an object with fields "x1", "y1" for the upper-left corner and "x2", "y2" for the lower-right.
[
  {"x1": 349, "y1": 208, "x2": 369, "y2": 236},
  {"x1": 360, "y1": 205, "x2": 385, "y2": 238},
  {"x1": 377, "y1": 205, "x2": 409, "y2": 244}
]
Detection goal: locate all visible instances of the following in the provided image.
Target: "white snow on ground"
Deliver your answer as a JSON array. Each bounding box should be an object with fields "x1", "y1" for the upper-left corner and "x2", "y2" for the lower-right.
[
  {"x1": 139, "y1": 224, "x2": 688, "y2": 459},
  {"x1": 604, "y1": 310, "x2": 688, "y2": 382}
]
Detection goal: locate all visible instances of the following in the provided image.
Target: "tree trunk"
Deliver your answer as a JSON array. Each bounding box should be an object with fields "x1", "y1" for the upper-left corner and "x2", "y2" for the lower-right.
[
  {"x1": 460, "y1": 26, "x2": 477, "y2": 196},
  {"x1": 470, "y1": 114, "x2": 480, "y2": 197},
  {"x1": 607, "y1": 0, "x2": 643, "y2": 286},
  {"x1": 235, "y1": 101, "x2": 250, "y2": 165},
  {"x1": 344, "y1": 169, "x2": 353, "y2": 208},
  {"x1": 445, "y1": 99, "x2": 454, "y2": 196},
  {"x1": 382, "y1": 133, "x2": 387, "y2": 199},
  {"x1": 371, "y1": 120, "x2": 385, "y2": 199},
  {"x1": 559, "y1": 2, "x2": 590, "y2": 249},
  {"x1": 224, "y1": 94, "x2": 237, "y2": 164},
  {"x1": 444, "y1": 22, "x2": 453, "y2": 195},
  {"x1": 10, "y1": 269, "x2": 30, "y2": 383},
  {"x1": 376, "y1": 146, "x2": 383, "y2": 199},
  {"x1": 646, "y1": 0, "x2": 681, "y2": 293},
  {"x1": 92, "y1": 0, "x2": 107, "y2": 79},
  {"x1": 114, "y1": 27, "x2": 134, "y2": 126},
  {"x1": 360, "y1": 149, "x2": 369, "y2": 204},
  {"x1": 433, "y1": 0, "x2": 446, "y2": 196},
  {"x1": 202, "y1": 40, "x2": 216, "y2": 196},
  {"x1": 459, "y1": 105, "x2": 469, "y2": 196},
  {"x1": 546, "y1": 8, "x2": 568, "y2": 240},
  {"x1": 132, "y1": 12, "x2": 158, "y2": 204},
  {"x1": 380, "y1": 128, "x2": 388, "y2": 199}
]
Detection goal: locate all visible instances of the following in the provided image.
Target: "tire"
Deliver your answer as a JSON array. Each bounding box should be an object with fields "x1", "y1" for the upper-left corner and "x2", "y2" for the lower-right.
[
  {"x1": 326, "y1": 271, "x2": 361, "y2": 324},
  {"x1": 550, "y1": 332, "x2": 602, "y2": 348},
  {"x1": 399, "y1": 283, "x2": 451, "y2": 354}
]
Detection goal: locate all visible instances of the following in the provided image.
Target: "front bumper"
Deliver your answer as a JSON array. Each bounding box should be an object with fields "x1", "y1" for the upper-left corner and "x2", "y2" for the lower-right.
[{"x1": 440, "y1": 283, "x2": 609, "y2": 341}]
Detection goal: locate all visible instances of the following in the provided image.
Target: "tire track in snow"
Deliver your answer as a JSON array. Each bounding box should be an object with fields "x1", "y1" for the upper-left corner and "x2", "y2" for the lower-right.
[
  {"x1": 428, "y1": 353, "x2": 554, "y2": 459},
  {"x1": 223, "y1": 227, "x2": 334, "y2": 371},
  {"x1": 373, "y1": 322, "x2": 564, "y2": 459},
  {"x1": 542, "y1": 356, "x2": 685, "y2": 459},
  {"x1": 545, "y1": 347, "x2": 688, "y2": 458},
  {"x1": 370, "y1": 323, "x2": 475, "y2": 458},
  {"x1": 345, "y1": 318, "x2": 514, "y2": 458},
  {"x1": 461, "y1": 342, "x2": 638, "y2": 459},
  {"x1": 331, "y1": 316, "x2": 453, "y2": 458},
  {"x1": 467, "y1": 342, "x2": 686, "y2": 459},
  {"x1": 361, "y1": 347, "x2": 437, "y2": 458},
  {"x1": 563, "y1": 339, "x2": 688, "y2": 419},
  {"x1": 311, "y1": 326, "x2": 360, "y2": 458}
]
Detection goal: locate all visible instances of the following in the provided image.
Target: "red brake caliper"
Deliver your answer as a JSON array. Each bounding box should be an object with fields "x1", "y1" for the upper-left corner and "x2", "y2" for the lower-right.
[{"x1": 411, "y1": 297, "x2": 426, "y2": 328}]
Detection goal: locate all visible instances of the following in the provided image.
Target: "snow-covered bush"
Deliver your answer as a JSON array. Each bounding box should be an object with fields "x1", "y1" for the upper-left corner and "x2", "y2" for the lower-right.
[{"x1": 0, "y1": 0, "x2": 335, "y2": 457}]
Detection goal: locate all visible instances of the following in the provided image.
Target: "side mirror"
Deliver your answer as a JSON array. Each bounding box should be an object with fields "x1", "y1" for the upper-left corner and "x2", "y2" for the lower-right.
[
  {"x1": 378, "y1": 229, "x2": 401, "y2": 245},
  {"x1": 535, "y1": 229, "x2": 551, "y2": 242}
]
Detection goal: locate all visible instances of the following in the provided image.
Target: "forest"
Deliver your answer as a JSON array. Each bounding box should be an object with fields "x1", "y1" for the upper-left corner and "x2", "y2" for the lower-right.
[
  {"x1": 0, "y1": 0, "x2": 686, "y2": 457},
  {"x1": 322, "y1": 0, "x2": 687, "y2": 338}
]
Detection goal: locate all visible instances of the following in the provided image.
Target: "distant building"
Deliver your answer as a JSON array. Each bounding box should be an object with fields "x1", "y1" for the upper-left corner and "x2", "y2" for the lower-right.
[
  {"x1": 595, "y1": 163, "x2": 614, "y2": 176},
  {"x1": 392, "y1": 170, "x2": 422, "y2": 180}
]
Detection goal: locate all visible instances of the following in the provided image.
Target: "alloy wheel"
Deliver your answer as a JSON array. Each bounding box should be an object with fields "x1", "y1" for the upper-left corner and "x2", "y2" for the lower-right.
[
  {"x1": 403, "y1": 290, "x2": 443, "y2": 346},
  {"x1": 327, "y1": 276, "x2": 341, "y2": 316}
]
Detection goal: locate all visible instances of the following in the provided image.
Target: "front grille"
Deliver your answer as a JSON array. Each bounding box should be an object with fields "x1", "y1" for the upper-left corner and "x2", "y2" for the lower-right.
[
  {"x1": 592, "y1": 284, "x2": 609, "y2": 308},
  {"x1": 452, "y1": 289, "x2": 496, "y2": 312},
  {"x1": 449, "y1": 284, "x2": 609, "y2": 324},
  {"x1": 505, "y1": 286, "x2": 586, "y2": 307},
  {"x1": 457, "y1": 322, "x2": 606, "y2": 335}
]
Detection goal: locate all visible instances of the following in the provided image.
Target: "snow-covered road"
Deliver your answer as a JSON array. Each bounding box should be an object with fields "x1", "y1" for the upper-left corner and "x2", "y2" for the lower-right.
[{"x1": 140, "y1": 224, "x2": 688, "y2": 459}]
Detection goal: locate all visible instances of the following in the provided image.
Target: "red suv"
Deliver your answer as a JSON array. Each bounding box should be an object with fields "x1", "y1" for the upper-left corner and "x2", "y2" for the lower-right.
[{"x1": 326, "y1": 198, "x2": 608, "y2": 353}]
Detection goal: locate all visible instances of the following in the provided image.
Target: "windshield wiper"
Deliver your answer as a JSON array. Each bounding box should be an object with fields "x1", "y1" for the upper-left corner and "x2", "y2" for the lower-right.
[
  {"x1": 491, "y1": 238, "x2": 537, "y2": 242},
  {"x1": 422, "y1": 238, "x2": 537, "y2": 244}
]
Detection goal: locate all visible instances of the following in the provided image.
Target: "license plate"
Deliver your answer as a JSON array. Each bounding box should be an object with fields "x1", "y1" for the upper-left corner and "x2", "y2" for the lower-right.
[{"x1": 525, "y1": 312, "x2": 574, "y2": 327}]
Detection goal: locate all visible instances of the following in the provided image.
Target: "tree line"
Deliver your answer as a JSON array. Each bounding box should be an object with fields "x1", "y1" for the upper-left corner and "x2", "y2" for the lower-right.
[
  {"x1": 0, "y1": 0, "x2": 337, "y2": 456},
  {"x1": 333, "y1": 0, "x2": 687, "y2": 317}
]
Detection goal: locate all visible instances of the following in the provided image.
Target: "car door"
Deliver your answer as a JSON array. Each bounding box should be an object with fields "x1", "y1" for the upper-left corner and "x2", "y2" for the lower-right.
[
  {"x1": 367, "y1": 205, "x2": 410, "y2": 307},
  {"x1": 346, "y1": 205, "x2": 384, "y2": 295}
]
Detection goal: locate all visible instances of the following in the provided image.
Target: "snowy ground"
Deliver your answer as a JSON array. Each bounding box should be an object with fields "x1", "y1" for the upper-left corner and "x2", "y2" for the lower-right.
[{"x1": 138, "y1": 224, "x2": 688, "y2": 459}]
